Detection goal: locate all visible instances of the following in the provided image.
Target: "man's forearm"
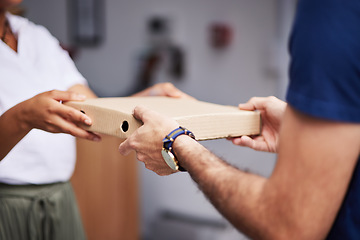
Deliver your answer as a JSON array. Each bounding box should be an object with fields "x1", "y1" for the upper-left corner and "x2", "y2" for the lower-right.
[
  {"x1": 120, "y1": 105, "x2": 353, "y2": 239},
  {"x1": 171, "y1": 106, "x2": 357, "y2": 240},
  {"x1": 173, "y1": 135, "x2": 271, "y2": 239}
]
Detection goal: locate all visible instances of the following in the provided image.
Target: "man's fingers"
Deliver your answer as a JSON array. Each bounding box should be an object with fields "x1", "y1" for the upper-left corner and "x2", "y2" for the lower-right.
[
  {"x1": 133, "y1": 105, "x2": 153, "y2": 123},
  {"x1": 118, "y1": 139, "x2": 134, "y2": 155},
  {"x1": 232, "y1": 136, "x2": 253, "y2": 147},
  {"x1": 238, "y1": 103, "x2": 256, "y2": 111},
  {"x1": 232, "y1": 136, "x2": 258, "y2": 149},
  {"x1": 232, "y1": 135, "x2": 271, "y2": 152},
  {"x1": 239, "y1": 97, "x2": 271, "y2": 111}
]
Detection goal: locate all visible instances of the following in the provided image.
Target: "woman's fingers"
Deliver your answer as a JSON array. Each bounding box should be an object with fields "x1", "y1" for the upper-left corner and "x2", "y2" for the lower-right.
[
  {"x1": 54, "y1": 103, "x2": 93, "y2": 126},
  {"x1": 160, "y1": 83, "x2": 196, "y2": 100},
  {"x1": 46, "y1": 90, "x2": 86, "y2": 102},
  {"x1": 48, "y1": 115, "x2": 101, "y2": 141},
  {"x1": 26, "y1": 90, "x2": 101, "y2": 141},
  {"x1": 53, "y1": 104, "x2": 101, "y2": 141},
  {"x1": 132, "y1": 82, "x2": 196, "y2": 100}
]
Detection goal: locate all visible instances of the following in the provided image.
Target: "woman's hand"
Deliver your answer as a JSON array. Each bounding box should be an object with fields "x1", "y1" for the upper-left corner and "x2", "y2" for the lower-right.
[
  {"x1": 118, "y1": 106, "x2": 179, "y2": 176},
  {"x1": 20, "y1": 90, "x2": 101, "y2": 141},
  {"x1": 132, "y1": 82, "x2": 195, "y2": 100},
  {"x1": 229, "y1": 96, "x2": 286, "y2": 153}
]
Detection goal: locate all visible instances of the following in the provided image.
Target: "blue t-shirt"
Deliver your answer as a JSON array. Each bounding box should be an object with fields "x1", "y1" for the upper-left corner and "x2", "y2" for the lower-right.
[{"x1": 286, "y1": 0, "x2": 360, "y2": 238}]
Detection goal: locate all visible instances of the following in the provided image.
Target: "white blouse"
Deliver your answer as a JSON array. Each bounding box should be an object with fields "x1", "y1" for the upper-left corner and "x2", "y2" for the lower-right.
[{"x1": 0, "y1": 13, "x2": 87, "y2": 184}]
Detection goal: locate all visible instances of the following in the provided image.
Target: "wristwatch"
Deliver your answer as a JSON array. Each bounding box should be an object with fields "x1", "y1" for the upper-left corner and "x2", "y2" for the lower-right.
[{"x1": 161, "y1": 126, "x2": 195, "y2": 172}]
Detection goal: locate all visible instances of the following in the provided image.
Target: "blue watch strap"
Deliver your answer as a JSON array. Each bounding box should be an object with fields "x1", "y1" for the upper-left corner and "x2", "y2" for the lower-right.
[{"x1": 162, "y1": 126, "x2": 195, "y2": 171}]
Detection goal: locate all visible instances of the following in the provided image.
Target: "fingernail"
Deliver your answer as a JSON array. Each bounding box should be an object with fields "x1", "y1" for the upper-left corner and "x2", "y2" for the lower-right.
[
  {"x1": 149, "y1": 89, "x2": 159, "y2": 96},
  {"x1": 76, "y1": 94, "x2": 86, "y2": 100},
  {"x1": 84, "y1": 119, "x2": 92, "y2": 125},
  {"x1": 93, "y1": 136, "x2": 101, "y2": 142},
  {"x1": 171, "y1": 94, "x2": 181, "y2": 98}
]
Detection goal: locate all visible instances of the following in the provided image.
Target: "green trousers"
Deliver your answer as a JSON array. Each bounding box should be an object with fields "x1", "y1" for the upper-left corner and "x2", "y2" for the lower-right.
[{"x1": 0, "y1": 181, "x2": 86, "y2": 240}]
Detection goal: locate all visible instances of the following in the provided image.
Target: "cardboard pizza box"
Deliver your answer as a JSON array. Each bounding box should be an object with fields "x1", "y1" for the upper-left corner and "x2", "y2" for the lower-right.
[{"x1": 65, "y1": 97, "x2": 261, "y2": 141}]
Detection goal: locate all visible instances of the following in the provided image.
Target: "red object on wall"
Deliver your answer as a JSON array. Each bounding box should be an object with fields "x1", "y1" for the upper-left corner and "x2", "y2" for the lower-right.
[{"x1": 209, "y1": 23, "x2": 233, "y2": 49}]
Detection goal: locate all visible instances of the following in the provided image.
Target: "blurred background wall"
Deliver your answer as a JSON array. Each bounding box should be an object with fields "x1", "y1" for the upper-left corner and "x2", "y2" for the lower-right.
[{"x1": 20, "y1": 0, "x2": 296, "y2": 239}]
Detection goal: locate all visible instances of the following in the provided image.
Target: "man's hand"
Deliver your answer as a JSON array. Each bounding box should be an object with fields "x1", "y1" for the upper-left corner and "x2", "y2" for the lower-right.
[
  {"x1": 20, "y1": 90, "x2": 101, "y2": 141},
  {"x1": 132, "y1": 82, "x2": 195, "y2": 100},
  {"x1": 230, "y1": 96, "x2": 286, "y2": 153},
  {"x1": 118, "y1": 106, "x2": 179, "y2": 176}
]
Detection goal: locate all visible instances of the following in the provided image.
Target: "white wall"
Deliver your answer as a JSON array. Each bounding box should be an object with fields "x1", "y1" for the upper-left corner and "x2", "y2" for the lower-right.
[{"x1": 21, "y1": 0, "x2": 295, "y2": 239}]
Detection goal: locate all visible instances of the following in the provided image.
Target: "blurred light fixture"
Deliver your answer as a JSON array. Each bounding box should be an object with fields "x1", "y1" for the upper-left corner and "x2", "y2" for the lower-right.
[{"x1": 68, "y1": 0, "x2": 104, "y2": 47}]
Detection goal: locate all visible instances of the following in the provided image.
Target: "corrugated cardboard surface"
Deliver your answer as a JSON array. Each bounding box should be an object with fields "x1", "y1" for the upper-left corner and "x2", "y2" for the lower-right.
[{"x1": 65, "y1": 97, "x2": 261, "y2": 140}]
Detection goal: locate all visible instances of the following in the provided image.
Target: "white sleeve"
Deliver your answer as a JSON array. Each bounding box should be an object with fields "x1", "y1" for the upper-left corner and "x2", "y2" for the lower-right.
[{"x1": 35, "y1": 25, "x2": 88, "y2": 90}]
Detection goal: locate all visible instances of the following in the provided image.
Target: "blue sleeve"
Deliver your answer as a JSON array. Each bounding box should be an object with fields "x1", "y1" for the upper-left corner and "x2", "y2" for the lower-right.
[{"x1": 286, "y1": 0, "x2": 360, "y2": 123}]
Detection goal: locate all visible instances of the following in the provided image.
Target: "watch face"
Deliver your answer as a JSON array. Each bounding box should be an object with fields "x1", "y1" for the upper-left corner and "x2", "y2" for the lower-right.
[{"x1": 161, "y1": 149, "x2": 178, "y2": 171}]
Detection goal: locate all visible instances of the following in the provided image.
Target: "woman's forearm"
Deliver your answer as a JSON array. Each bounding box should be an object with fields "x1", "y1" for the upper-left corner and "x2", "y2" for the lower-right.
[{"x1": 0, "y1": 102, "x2": 31, "y2": 160}]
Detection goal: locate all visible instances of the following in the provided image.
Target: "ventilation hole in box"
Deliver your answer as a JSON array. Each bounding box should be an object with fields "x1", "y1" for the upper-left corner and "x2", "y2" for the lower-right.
[
  {"x1": 121, "y1": 121, "x2": 129, "y2": 132},
  {"x1": 80, "y1": 110, "x2": 85, "y2": 114}
]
